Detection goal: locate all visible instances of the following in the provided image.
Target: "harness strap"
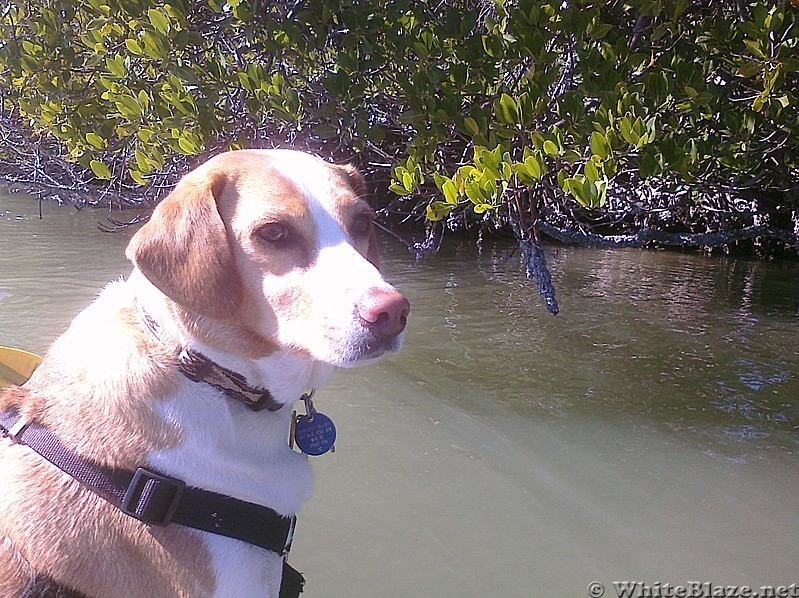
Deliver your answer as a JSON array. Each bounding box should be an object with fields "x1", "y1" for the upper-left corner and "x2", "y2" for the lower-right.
[
  {"x1": 19, "y1": 566, "x2": 304, "y2": 598},
  {"x1": 20, "y1": 573, "x2": 87, "y2": 598},
  {"x1": 0, "y1": 408, "x2": 296, "y2": 556}
]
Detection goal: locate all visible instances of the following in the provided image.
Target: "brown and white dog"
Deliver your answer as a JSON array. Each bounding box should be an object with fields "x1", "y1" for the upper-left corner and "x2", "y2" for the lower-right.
[{"x1": 0, "y1": 149, "x2": 409, "y2": 597}]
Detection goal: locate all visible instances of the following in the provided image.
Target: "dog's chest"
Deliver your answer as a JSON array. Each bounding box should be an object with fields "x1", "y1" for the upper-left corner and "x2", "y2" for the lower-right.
[
  {"x1": 204, "y1": 533, "x2": 285, "y2": 598},
  {"x1": 146, "y1": 381, "x2": 314, "y2": 516}
]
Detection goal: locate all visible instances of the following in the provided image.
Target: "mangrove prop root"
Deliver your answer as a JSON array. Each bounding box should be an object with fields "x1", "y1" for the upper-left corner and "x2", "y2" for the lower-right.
[
  {"x1": 520, "y1": 239, "x2": 559, "y2": 316},
  {"x1": 538, "y1": 222, "x2": 798, "y2": 251}
]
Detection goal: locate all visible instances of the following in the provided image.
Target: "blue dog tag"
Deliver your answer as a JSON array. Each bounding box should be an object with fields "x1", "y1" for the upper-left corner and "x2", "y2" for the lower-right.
[{"x1": 294, "y1": 412, "x2": 336, "y2": 456}]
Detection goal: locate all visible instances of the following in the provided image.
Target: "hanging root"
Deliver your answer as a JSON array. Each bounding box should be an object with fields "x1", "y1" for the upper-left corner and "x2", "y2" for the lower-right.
[
  {"x1": 520, "y1": 238, "x2": 559, "y2": 316},
  {"x1": 510, "y1": 189, "x2": 559, "y2": 315}
]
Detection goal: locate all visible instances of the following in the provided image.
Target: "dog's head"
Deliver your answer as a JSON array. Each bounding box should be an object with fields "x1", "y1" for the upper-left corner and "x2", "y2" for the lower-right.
[{"x1": 126, "y1": 149, "x2": 409, "y2": 367}]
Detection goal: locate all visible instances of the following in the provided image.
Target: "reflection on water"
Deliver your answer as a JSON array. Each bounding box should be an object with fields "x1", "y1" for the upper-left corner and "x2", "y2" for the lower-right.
[
  {"x1": 396, "y1": 239, "x2": 799, "y2": 461},
  {"x1": 2, "y1": 191, "x2": 799, "y2": 596}
]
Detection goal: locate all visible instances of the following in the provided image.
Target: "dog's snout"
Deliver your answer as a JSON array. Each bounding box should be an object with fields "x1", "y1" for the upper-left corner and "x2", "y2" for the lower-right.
[{"x1": 358, "y1": 288, "x2": 410, "y2": 338}]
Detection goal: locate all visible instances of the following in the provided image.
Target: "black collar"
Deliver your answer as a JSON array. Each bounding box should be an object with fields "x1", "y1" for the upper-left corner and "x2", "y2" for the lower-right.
[
  {"x1": 136, "y1": 302, "x2": 283, "y2": 412},
  {"x1": 0, "y1": 407, "x2": 296, "y2": 556}
]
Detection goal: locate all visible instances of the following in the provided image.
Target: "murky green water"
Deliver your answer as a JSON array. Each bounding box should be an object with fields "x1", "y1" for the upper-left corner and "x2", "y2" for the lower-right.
[{"x1": 2, "y1": 191, "x2": 798, "y2": 597}]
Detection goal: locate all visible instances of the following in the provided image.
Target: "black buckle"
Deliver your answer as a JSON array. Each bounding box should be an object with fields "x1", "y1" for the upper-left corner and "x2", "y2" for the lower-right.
[
  {"x1": 121, "y1": 467, "x2": 185, "y2": 526},
  {"x1": 282, "y1": 516, "x2": 297, "y2": 557}
]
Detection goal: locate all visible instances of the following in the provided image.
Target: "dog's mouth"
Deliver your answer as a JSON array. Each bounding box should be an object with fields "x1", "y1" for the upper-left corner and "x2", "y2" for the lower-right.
[{"x1": 335, "y1": 330, "x2": 405, "y2": 367}]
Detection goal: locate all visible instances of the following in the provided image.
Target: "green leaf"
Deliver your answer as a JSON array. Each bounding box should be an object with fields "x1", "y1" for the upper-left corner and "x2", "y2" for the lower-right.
[
  {"x1": 125, "y1": 38, "x2": 143, "y2": 56},
  {"x1": 494, "y1": 93, "x2": 520, "y2": 125},
  {"x1": 135, "y1": 147, "x2": 154, "y2": 171},
  {"x1": 619, "y1": 117, "x2": 639, "y2": 145},
  {"x1": 177, "y1": 136, "x2": 200, "y2": 154},
  {"x1": 737, "y1": 61, "x2": 760, "y2": 78},
  {"x1": 584, "y1": 159, "x2": 599, "y2": 182},
  {"x1": 557, "y1": 169, "x2": 568, "y2": 190},
  {"x1": 442, "y1": 179, "x2": 459, "y2": 204},
  {"x1": 90, "y1": 160, "x2": 111, "y2": 179},
  {"x1": 513, "y1": 155, "x2": 543, "y2": 185},
  {"x1": 142, "y1": 31, "x2": 168, "y2": 60},
  {"x1": 388, "y1": 183, "x2": 410, "y2": 196},
  {"x1": 115, "y1": 94, "x2": 143, "y2": 118},
  {"x1": 517, "y1": 92, "x2": 535, "y2": 125},
  {"x1": 589, "y1": 131, "x2": 610, "y2": 160},
  {"x1": 465, "y1": 180, "x2": 489, "y2": 204},
  {"x1": 743, "y1": 38, "x2": 766, "y2": 59},
  {"x1": 129, "y1": 168, "x2": 147, "y2": 185},
  {"x1": 85, "y1": 132, "x2": 106, "y2": 149},
  {"x1": 595, "y1": 178, "x2": 608, "y2": 207},
  {"x1": 543, "y1": 139, "x2": 559, "y2": 157},
  {"x1": 402, "y1": 171, "x2": 415, "y2": 192},
  {"x1": 590, "y1": 23, "x2": 613, "y2": 40},
  {"x1": 426, "y1": 201, "x2": 454, "y2": 221},
  {"x1": 138, "y1": 90, "x2": 150, "y2": 111},
  {"x1": 106, "y1": 56, "x2": 126, "y2": 78},
  {"x1": 148, "y1": 8, "x2": 170, "y2": 35},
  {"x1": 564, "y1": 177, "x2": 586, "y2": 205},
  {"x1": 463, "y1": 117, "x2": 480, "y2": 136}
]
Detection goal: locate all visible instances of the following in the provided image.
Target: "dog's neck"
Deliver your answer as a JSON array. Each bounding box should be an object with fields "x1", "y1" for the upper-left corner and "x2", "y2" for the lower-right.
[{"x1": 128, "y1": 269, "x2": 334, "y2": 407}]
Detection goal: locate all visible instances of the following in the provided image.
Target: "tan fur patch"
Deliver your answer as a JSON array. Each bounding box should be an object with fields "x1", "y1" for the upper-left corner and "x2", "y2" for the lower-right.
[
  {"x1": 127, "y1": 171, "x2": 243, "y2": 320},
  {"x1": 0, "y1": 291, "x2": 214, "y2": 595},
  {"x1": 16, "y1": 305, "x2": 181, "y2": 468},
  {"x1": 0, "y1": 445, "x2": 214, "y2": 597},
  {"x1": 0, "y1": 533, "x2": 33, "y2": 596}
]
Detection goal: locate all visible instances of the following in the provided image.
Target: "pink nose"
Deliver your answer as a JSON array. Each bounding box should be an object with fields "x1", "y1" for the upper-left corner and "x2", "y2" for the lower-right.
[{"x1": 357, "y1": 288, "x2": 410, "y2": 338}]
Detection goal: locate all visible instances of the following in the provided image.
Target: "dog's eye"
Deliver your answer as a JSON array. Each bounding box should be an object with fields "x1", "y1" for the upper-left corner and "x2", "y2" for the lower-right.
[
  {"x1": 351, "y1": 213, "x2": 373, "y2": 236},
  {"x1": 257, "y1": 223, "x2": 290, "y2": 243}
]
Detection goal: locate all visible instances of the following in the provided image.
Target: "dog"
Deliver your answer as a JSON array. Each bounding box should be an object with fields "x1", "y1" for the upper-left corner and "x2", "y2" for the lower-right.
[{"x1": 0, "y1": 149, "x2": 409, "y2": 597}]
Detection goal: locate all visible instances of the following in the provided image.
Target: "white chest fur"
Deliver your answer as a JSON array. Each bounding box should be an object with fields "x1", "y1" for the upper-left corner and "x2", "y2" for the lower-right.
[{"x1": 145, "y1": 379, "x2": 312, "y2": 597}]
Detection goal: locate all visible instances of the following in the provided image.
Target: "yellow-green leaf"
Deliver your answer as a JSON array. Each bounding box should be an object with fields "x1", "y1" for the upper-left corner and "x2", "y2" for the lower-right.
[
  {"x1": 442, "y1": 179, "x2": 459, "y2": 204},
  {"x1": 584, "y1": 159, "x2": 599, "y2": 182},
  {"x1": 589, "y1": 131, "x2": 610, "y2": 160},
  {"x1": 147, "y1": 8, "x2": 170, "y2": 35},
  {"x1": 142, "y1": 31, "x2": 168, "y2": 60},
  {"x1": 177, "y1": 136, "x2": 200, "y2": 154},
  {"x1": 494, "y1": 93, "x2": 520, "y2": 125},
  {"x1": 129, "y1": 168, "x2": 147, "y2": 185},
  {"x1": 125, "y1": 38, "x2": 143, "y2": 56},
  {"x1": 389, "y1": 183, "x2": 410, "y2": 196},
  {"x1": 116, "y1": 94, "x2": 142, "y2": 118},
  {"x1": 426, "y1": 201, "x2": 454, "y2": 221},
  {"x1": 90, "y1": 160, "x2": 111, "y2": 179},
  {"x1": 138, "y1": 90, "x2": 150, "y2": 111},
  {"x1": 463, "y1": 117, "x2": 480, "y2": 136},
  {"x1": 85, "y1": 132, "x2": 106, "y2": 149},
  {"x1": 106, "y1": 56, "x2": 126, "y2": 77}
]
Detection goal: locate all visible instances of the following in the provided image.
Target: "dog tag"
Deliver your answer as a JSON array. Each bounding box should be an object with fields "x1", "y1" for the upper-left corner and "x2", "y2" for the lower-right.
[
  {"x1": 294, "y1": 411, "x2": 336, "y2": 456},
  {"x1": 292, "y1": 392, "x2": 336, "y2": 456}
]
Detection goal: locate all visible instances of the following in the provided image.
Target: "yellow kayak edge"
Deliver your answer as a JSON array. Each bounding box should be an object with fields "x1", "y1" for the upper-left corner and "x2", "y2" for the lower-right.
[{"x1": 0, "y1": 346, "x2": 43, "y2": 388}]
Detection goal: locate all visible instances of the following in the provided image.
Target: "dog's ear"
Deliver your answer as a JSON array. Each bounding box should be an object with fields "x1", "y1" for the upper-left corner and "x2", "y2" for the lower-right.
[
  {"x1": 338, "y1": 163, "x2": 380, "y2": 268},
  {"x1": 126, "y1": 171, "x2": 242, "y2": 319}
]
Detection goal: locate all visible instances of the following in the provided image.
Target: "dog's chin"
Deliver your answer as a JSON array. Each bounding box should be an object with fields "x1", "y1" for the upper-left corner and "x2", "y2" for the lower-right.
[{"x1": 321, "y1": 332, "x2": 405, "y2": 368}]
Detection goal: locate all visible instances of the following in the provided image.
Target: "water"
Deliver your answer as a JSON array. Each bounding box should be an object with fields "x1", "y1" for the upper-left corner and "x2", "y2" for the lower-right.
[{"x1": 2, "y1": 191, "x2": 799, "y2": 597}]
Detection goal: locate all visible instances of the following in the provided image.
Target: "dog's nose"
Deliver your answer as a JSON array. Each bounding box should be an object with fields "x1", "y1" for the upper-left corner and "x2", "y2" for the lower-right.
[{"x1": 358, "y1": 288, "x2": 410, "y2": 338}]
